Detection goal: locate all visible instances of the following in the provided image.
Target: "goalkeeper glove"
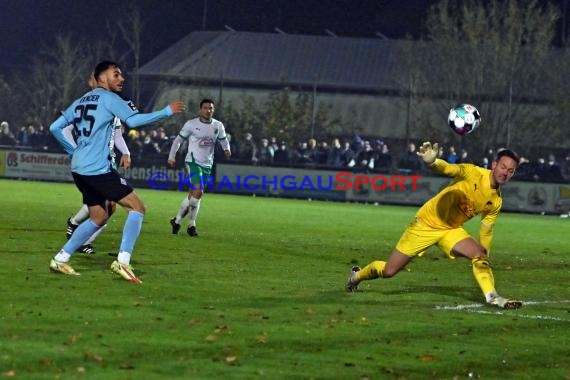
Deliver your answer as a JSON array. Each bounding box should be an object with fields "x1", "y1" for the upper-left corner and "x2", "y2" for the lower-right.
[{"x1": 416, "y1": 142, "x2": 439, "y2": 165}]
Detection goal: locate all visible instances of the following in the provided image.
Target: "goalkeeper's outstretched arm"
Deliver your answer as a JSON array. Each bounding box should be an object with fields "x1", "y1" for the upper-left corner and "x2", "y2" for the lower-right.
[{"x1": 417, "y1": 141, "x2": 463, "y2": 177}]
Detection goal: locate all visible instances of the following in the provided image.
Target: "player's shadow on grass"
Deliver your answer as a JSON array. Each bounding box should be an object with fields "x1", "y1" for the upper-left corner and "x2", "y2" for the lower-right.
[
  {"x1": 232, "y1": 282, "x2": 481, "y2": 308},
  {"x1": 311, "y1": 283, "x2": 481, "y2": 304},
  {"x1": 386, "y1": 284, "x2": 481, "y2": 303}
]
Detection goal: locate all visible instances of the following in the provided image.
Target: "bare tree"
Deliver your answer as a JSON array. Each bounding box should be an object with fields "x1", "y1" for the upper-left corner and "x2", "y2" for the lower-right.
[
  {"x1": 0, "y1": 76, "x2": 17, "y2": 126},
  {"x1": 212, "y1": 86, "x2": 343, "y2": 148},
  {"x1": 401, "y1": 0, "x2": 563, "y2": 154},
  {"x1": 116, "y1": 1, "x2": 144, "y2": 106},
  {"x1": 15, "y1": 35, "x2": 92, "y2": 127},
  {"x1": 261, "y1": 86, "x2": 343, "y2": 143}
]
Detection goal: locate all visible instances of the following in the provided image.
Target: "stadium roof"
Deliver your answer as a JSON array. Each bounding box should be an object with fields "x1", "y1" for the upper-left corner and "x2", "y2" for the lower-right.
[
  {"x1": 138, "y1": 30, "x2": 567, "y2": 102},
  {"x1": 138, "y1": 31, "x2": 404, "y2": 93}
]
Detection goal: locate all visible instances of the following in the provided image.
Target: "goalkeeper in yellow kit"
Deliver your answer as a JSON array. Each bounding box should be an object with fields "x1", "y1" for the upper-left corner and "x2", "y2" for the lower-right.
[{"x1": 346, "y1": 142, "x2": 522, "y2": 309}]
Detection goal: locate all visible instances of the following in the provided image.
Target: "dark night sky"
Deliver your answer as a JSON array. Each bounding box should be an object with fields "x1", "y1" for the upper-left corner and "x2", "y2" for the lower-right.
[{"x1": 0, "y1": 0, "x2": 434, "y2": 71}]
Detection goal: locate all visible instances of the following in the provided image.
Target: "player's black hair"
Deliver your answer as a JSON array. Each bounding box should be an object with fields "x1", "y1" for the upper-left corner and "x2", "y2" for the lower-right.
[
  {"x1": 94, "y1": 60, "x2": 120, "y2": 80},
  {"x1": 200, "y1": 98, "x2": 215, "y2": 108},
  {"x1": 495, "y1": 148, "x2": 521, "y2": 166}
]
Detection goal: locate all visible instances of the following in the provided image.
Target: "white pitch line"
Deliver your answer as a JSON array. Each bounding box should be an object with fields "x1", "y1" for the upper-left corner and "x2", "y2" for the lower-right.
[
  {"x1": 519, "y1": 300, "x2": 570, "y2": 306},
  {"x1": 435, "y1": 303, "x2": 483, "y2": 310},
  {"x1": 463, "y1": 309, "x2": 570, "y2": 322},
  {"x1": 435, "y1": 300, "x2": 570, "y2": 322},
  {"x1": 434, "y1": 299, "x2": 570, "y2": 311}
]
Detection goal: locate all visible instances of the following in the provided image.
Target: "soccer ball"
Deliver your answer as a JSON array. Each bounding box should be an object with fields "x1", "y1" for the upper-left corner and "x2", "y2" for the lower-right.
[{"x1": 448, "y1": 103, "x2": 481, "y2": 136}]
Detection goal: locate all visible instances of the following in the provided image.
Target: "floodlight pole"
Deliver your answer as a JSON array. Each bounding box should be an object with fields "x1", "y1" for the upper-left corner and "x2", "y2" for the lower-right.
[
  {"x1": 311, "y1": 78, "x2": 318, "y2": 139},
  {"x1": 218, "y1": 71, "x2": 224, "y2": 117},
  {"x1": 405, "y1": 74, "x2": 414, "y2": 145},
  {"x1": 563, "y1": 0, "x2": 568, "y2": 46},
  {"x1": 506, "y1": 81, "x2": 513, "y2": 147},
  {"x1": 202, "y1": 0, "x2": 208, "y2": 30}
]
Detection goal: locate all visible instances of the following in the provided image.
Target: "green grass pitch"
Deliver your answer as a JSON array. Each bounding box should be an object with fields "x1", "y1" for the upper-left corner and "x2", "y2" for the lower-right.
[{"x1": 0, "y1": 178, "x2": 568, "y2": 379}]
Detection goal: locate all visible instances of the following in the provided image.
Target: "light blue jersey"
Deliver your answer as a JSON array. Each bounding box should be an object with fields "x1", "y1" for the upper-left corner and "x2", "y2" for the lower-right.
[{"x1": 50, "y1": 87, "x2": 173, "y2": 175}]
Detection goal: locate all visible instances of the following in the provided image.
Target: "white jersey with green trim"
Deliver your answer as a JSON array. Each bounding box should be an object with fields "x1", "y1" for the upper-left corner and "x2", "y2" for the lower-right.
[
  {"x1": 175, "y1": 117, "x2": 229, "y2": 168},
  {"x1": 109, "y1": 117, "x2": 121, "y2": 169}
]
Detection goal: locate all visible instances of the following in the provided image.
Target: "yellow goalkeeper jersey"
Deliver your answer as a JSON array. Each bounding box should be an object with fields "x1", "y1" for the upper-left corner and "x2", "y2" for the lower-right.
[{"x1": 417, "y1": 159, "x2": 502, "y2": 230}]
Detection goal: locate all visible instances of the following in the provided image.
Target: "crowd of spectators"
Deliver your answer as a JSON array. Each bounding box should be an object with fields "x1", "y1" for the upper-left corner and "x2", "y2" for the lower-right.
[
  {"x1": 222, "y1": 133, "x2": 396, "y2": 173},
  {"x1": 1, "y1": 119, "x2": 568, "y2": 183},
  {"x1": 214, "y1": 131, "x2": 569, "y2": 183},
  {"x1": 0, "y1": 120, "x2": 60, "y2": 151}
]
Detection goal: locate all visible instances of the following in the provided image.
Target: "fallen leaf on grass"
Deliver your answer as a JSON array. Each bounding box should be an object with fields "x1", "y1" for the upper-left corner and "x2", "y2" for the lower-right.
[
  {"x1": 83, "y1": 353, "x2": 104, "y2": 363},
  {"x1": 214, "y1": 325, "x2": 231, "y2": 334},
  {"x1": 226, "y1": 356, "x2": 237, "y2": 364},
  {"x1": 187, "y1": 319, "x2": 199, "y2": 326}
]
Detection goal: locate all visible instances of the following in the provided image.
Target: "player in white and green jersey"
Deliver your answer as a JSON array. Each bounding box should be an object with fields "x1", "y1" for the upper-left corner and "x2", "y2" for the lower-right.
[{"x1": 167, "y1": 98, "x2": 231, "y2": 237}]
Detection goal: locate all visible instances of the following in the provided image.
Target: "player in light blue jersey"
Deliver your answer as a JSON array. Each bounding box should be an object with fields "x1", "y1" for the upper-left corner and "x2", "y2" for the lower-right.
[
  {"x1": 64, "y1": 73, "x2": 132, "y2": 255},
  {"x1": 64, "y1": 117, "x2": 130, "y2": 255},
  {"x1": 49, "y1": 60, "x2": 185, "y2": 282}
]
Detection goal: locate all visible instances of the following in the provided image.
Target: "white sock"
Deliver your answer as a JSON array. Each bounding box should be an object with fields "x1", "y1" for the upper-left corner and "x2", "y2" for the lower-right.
[
  {"x1": 117, "y1": 251, "x2": 132, "y2": 265},
  {"x1": 485, "y1": 291, "x2": 499, "y2": 303},
  {"x1": 54, "y1": 250, "x2": 72, "y2": 263},
  {"x1": 70, "y1": 204, "x2": 89, "y2": 225},
  {"x1": 175, "y1": 197, "x2": 191, "y2": 223},
  {"x1": 188, "y1": 197, "x2": 201, "y2": 227},
  {"x1": 84, "y1": 223, "x2": 107, "y2": 245}
]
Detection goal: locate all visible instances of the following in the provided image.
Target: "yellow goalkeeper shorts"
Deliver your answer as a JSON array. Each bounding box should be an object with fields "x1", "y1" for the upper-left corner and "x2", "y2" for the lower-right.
[{"x1": 395, "y1": 217, "x2": 471, "y2": 259}]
